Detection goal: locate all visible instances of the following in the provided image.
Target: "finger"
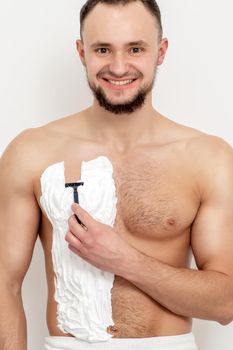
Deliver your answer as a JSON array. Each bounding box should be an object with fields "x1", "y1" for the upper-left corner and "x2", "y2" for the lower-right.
[
  {"x1": 65, "y1": 231, "x2": 82, "y2": 246},
  {"x1": 68, "y1": 245, "x2": 86, "y2": 259},
  {"x1": 75, "y1": 214, "x2": 84, "y2": 226},
  {"x1": 68, "y1": 216, "x2": 87, "y2": 242},
  {"x1": 65, "y1": 232, "x2": 90, "y2": 259},
  {"x1": 68, "y1": 214, "x2": 86, "y2": 232},
  {"x1": 68, "y1": 243, "x2": 89, "y2": 260},
  {"x1": 71, "y1": 203, "x2": 93, "y2": 229},
  {"x1": 68, "y1": 244, "x2": 80, "y2": 255}
]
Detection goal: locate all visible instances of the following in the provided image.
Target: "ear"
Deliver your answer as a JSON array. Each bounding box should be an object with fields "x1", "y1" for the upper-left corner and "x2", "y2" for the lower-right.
[
  {"x1": 76, "y1": 39, "x2": 86, "y2": 66},
  {"x1": 157, "y1": 38, "x2": 168, "y2": 66}
]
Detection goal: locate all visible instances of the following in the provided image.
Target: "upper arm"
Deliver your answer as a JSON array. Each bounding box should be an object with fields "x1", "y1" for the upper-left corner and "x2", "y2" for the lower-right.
[
  {"x1": 0, "y1": 131, "x2": 41, "y2": 291},
  {"x1": 191, "y1": 137, "x2": 233, "y2": 277}
]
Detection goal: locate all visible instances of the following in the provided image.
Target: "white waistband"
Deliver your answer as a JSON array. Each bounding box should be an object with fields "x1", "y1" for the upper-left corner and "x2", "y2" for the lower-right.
[{"x1": 44, "y1": 333, "x2": 197, "y2": 350}]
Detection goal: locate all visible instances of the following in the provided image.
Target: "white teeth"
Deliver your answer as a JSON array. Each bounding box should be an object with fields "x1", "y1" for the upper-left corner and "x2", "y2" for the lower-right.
[{"x1": 107, "y1": 79, "x2": 134, "y2": 86}]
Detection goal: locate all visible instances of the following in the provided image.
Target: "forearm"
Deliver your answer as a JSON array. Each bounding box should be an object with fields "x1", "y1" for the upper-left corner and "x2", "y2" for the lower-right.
[
  {"x1": 121, "y1": 249, "x2": 233, "y2": 325},
  {"x1": 0, "y1": 291, "x2": 27, "y2": 350}
]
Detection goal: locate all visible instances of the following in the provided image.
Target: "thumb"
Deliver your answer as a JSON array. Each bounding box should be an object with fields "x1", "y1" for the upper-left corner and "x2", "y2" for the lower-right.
[{"x1": 71, "y1": 203, "x2": 93, "y2": 228}]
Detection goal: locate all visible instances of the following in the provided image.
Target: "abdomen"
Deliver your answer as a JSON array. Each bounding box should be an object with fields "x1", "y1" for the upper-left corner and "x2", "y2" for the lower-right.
[{"x1": 110, "y1": 275, "x2": 192, "y2": 338}]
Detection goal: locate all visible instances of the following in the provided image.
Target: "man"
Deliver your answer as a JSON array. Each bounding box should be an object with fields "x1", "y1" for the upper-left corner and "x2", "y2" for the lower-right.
[{"x1": 0, "y1": 0, "x2": 233, "y2": 349}]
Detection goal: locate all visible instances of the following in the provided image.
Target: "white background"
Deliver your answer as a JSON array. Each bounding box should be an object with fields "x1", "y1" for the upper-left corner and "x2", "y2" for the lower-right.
[{"x1": 0, "y1": 1, "x2": 232, "y2": 349}]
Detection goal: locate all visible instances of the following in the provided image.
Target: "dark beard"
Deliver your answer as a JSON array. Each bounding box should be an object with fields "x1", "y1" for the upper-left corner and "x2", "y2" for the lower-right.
[{"x1": 87, "y1": 75, "x2": 156, "y2": 115}]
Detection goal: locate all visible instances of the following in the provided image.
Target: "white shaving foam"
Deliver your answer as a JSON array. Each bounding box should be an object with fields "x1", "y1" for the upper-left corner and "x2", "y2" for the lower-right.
[{"x1": 40, "y1": 156, "x2": 117, "y2": 342}]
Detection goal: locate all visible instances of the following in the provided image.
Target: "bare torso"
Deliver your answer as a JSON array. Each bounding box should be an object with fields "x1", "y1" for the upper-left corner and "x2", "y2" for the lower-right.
[{"x1": 33, "y1": 110, "x2": 201, "y2": 338}]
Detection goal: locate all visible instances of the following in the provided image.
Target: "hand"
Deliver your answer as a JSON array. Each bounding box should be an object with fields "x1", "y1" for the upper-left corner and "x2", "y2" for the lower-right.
[{"x1": 65, "y1": 203, "x2": 136, "y2": 275}]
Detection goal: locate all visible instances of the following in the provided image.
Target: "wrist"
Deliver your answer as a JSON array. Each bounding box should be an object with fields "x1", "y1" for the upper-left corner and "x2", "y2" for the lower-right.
[{"x1": 117, "y1": 245, "x2": 143, "y2": 280}]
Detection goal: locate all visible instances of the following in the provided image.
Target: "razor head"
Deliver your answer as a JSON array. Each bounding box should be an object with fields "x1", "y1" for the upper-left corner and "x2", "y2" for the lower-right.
[
  {"x1": 65, "y1": 182, "x2": 84, "y2": 189},
  {"x1": 65, "y1": 182, "x2": 84, "y2": 204}
]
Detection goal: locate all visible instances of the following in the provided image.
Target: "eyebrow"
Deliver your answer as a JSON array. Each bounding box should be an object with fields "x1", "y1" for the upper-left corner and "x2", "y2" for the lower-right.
[
  {"x1": 90, "y1": 40, "x2": 149, "y2": 48},
  {"x1": 129, "y1": 41, "x2": 150, "y2": 47}
]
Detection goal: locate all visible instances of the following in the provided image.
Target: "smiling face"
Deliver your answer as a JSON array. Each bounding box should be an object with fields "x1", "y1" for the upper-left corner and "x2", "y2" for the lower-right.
[{"x1": 77, "y1": 1, "x2": 168, "y2": 114}]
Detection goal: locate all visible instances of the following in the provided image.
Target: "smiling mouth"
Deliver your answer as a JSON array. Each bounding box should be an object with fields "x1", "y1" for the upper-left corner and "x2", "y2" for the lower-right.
[{"x1": 102, "y1": 78, "x2": 138, "y2": 86}]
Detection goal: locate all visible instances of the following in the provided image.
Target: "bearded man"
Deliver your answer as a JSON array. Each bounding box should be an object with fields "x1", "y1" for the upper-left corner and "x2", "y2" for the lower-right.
[{"x1": 0, "y1": 1, "x2": 233, "y2": 350}]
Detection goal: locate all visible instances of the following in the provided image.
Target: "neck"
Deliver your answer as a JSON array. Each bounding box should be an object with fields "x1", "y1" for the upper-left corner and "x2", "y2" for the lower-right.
[{"x1": 86, "y1": 94, "x2": 159, "y2": 153}]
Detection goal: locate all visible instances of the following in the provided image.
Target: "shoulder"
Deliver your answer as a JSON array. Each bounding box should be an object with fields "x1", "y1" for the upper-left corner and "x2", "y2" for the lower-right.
[
  {"x1": 185, "y1": 134, "x2": 233, "y2": 199},
  {"x1": 185, "y1": 133, "x2": 233, "y2": 166},
  {"x1": 164, "y1": 117, "x2": 233, "y2": 161},
  {"x1": 1, "y1": 110, "x2": 86, "y2": 167},
  {"x1": 0, "y1": 127, "x2": 48, "y2": 190},
  {"x1": 161, "y1": 116, "x2": 233, "y2": 188},
  {"x1": 1, "y1": 127, "x2": 42, "y2": 162},
  {"x1": 182, "y1": 126, "x2": 233, "y2": 177},
  {"x1": 0, "y1": 110, "x2": 88, "y2": 187},
  {"x1": 1, "y1": 126, "x2": 51, "y2": 165}
]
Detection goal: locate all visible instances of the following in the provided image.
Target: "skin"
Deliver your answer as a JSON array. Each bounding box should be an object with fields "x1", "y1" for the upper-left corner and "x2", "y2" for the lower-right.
[{"x1": 0, "y1": 2, "x2": 233, "y2": 348}]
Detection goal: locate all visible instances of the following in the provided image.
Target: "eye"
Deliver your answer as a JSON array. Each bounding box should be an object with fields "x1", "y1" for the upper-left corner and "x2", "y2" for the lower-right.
[
  {"x1": 95, "y1": 48, "x2": 110, "y2": 55},
  {"x1": 130, "y1": 47, "x2": 144, "y2": 55}
]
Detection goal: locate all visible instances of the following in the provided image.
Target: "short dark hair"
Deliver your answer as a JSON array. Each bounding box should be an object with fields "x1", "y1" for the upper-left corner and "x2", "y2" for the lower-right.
[{"x1": 80, "y1": 0, "x2": 163, "y2": 40}]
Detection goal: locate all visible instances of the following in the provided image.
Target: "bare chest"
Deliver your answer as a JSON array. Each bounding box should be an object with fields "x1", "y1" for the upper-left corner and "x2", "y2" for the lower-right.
[
  {"x1": 111, "y1": 155, "x2": 199, "y2": 242},
  {"x1": 36, "y1": 147, "x2": 200, "y2": 244}
]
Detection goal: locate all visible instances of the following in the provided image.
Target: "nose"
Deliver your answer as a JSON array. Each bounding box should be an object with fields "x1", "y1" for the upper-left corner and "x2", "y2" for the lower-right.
[{"x1": 108, "y1": 52, "x2": 129, "y2": 77}]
